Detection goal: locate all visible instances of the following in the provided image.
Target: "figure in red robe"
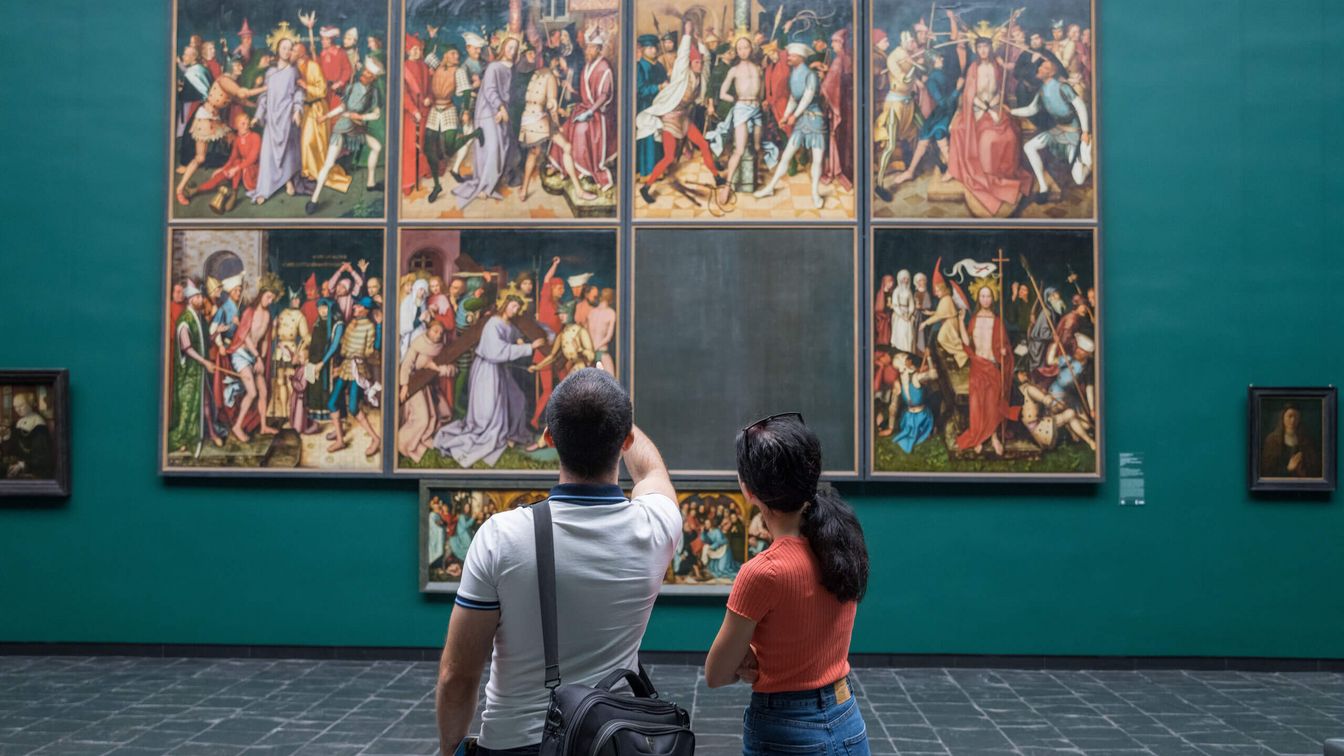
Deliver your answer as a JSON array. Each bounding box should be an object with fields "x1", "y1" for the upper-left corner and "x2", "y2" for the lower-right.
[
  {"x1": 819, "y1": 29, "x2": 853, "y2": 190},
  {"x1": 401, "y1": 35, "x2": 432, "y2": 195},
  {"x1": 531, "y1": 261, "x2": 565, "y2": 429},
  {"x1": 956, "y1": 283, "x2": 1020, "y2": 454},
  {"x1": 945, "y1": 37, "x2": 1032, "y2": 215},
  {"x1": 195, "y1": 115, "x2": 262, "y2": 195},
  {"x1": 551, "y1": 38, "x2": 616, "y2": 190},
  {"x1": 762, "y1": 43, "x2": 793, "y2": 138},
  {"x1": 874, "y1": 274, "x2": 894, "y2": 346},
  {"x1": 300, "y1": 274, "x2": 320, "y2": 327},
  {"x1": 318, "y1": 27, "x2": 353, "y2": 109}
]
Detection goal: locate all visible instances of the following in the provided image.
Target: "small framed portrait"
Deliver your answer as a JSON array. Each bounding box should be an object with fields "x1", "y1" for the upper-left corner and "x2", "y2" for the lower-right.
[
  {"x1": 0, "y1": 370, "x2": 71, "y2": 498},
  {"x1": 1248, "y1": 386, "x2": 1337, "y2": 493}
]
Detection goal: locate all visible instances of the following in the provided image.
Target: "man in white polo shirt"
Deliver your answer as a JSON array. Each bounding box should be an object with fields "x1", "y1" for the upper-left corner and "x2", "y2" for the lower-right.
[{"x1": 435, "y1": 368, "x2": 681, "y2": 755}]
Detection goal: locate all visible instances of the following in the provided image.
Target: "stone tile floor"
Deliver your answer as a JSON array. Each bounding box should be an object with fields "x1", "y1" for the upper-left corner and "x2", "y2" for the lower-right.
[{"x1": 1, "y1": 657, "x2": 1342, "y2": 755}]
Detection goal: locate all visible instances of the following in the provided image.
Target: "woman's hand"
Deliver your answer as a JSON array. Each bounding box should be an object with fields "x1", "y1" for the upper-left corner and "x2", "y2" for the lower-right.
[{"x1": 735, "y1": 647, "x2": 759, "y2": 685}]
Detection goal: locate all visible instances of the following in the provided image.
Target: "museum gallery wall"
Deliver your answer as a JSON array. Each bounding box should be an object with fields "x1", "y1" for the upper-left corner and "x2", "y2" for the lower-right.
[{"x1": 161, "y1": 0, "x2": 1111, "y2": 589}]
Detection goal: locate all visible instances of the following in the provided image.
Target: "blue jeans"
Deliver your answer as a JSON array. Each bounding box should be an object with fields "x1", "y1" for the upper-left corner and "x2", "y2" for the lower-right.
[{"x1": 742, "y1": 679, "x2": 870, "y2": 755}]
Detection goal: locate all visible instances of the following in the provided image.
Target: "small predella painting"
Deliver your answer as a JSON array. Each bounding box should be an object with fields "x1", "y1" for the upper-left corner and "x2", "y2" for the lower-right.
[{"x1": 421, "y1": 487, "x2": 766, "y2": 594}]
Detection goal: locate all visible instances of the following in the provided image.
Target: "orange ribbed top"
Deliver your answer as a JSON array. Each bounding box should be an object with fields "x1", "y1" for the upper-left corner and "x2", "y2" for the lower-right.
[{"x1": 727, "y1": 536, "x2": 856, "y2": 693}]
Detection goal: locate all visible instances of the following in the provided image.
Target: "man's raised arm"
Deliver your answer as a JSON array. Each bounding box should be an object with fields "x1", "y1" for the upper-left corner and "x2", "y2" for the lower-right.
[{"x1": 623, "y1": 425, "x2": 675, "y2": 501}]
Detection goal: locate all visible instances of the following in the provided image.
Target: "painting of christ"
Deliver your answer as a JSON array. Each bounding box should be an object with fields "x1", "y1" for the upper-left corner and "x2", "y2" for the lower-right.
[
  {"x1": 399, "y1": 0, "x2": 620, "y2": 221},
  {"x1": 395, "y1": 229, "x2": 619, "y2": 474},
  {"x1": 870, "y1": 0, "x2": 1096, "y2": 220},
  {"x1": 871, "y1": 227, "x2": 1100, "y2": 480},
  {"x1": 160, "y1": 228, "x2": 387, "y2": 475},
  {"x1": 633, "y1": 0, "x2": 856, "y2": 220},
  {"x1": 169, "y1": 0, "x2": 391, "y2": 220}
]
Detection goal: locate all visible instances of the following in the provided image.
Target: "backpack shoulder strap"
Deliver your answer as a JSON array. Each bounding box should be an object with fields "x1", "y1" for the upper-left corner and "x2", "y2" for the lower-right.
[{"x1": 532, "y1": 499, "x2": 561, "y2": 690}]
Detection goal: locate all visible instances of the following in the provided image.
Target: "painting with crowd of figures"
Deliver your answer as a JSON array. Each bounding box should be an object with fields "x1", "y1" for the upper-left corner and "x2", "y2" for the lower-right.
[
  {"x1": 420, "y1": 485, "x2": 767, "y2": 594},
  {"x1": 871, "y1": 227, "x2": 1100, "y2": 480},
  {"x1": 632, "y1": 0, "x2": 856, "y2": 220},
  {"x1": 394, "y1": 228, "x2": 618, "y2": 475},
  {"x1": 399, "y1": 0, "x2": 620, "y2": 221},
  {"x1": 869, "y1": 0, "x2": 1096, "y2": 220},
  {"x1": 169, "y1": 0, "x2": 391, "y2": 220},
  {"x1": 161, "y1": 228, "x2": 387, "y2": 475}
]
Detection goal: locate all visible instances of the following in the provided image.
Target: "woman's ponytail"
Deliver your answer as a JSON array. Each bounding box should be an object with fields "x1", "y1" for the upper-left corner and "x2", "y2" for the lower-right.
[
  {"x1": 799, "y1": 485, "x2": 869, "y2": 602},
  {"x1": 736, "y1": 415, "x2": 870, "y2": 603}
]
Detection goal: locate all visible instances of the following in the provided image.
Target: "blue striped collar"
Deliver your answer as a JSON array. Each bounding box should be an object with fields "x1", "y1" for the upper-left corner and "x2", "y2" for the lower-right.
[{"x1": 549, "y1": 483, "x2": 628, "y2": 506}]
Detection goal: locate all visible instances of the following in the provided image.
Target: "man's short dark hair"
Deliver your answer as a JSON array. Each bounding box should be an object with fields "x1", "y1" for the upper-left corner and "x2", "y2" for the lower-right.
[{"x1": 545, "y1": 369, "x2": 633, "y2": 478}]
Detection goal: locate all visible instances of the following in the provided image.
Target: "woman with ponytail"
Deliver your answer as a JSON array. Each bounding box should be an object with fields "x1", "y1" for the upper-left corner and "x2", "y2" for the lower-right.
[{"x1": 705, "y1": 412, "x2": 871, "y2": 756}]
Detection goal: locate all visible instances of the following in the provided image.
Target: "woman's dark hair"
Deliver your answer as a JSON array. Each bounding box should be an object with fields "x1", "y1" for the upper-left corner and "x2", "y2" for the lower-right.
[{"x1": 735, "y1": 416, "x2": 869, "y2": 602}]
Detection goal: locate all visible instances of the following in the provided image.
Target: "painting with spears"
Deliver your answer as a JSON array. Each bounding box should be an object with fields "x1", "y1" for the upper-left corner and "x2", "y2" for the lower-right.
[
  {"x1": 634, "y1": 0, "x2": 855, "y2": 220},
  {"x1": 872, "y1": 227, "x2": 1100, "y2": 479},
  {"x1": 870, "y1": 0, "x2": 1095, "y2": 220}
]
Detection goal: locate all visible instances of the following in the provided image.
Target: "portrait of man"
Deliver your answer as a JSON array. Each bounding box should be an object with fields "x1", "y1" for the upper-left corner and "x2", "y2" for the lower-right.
[{"x1": 1256, "y1": 397, "x2": 1329, "y2": 481}]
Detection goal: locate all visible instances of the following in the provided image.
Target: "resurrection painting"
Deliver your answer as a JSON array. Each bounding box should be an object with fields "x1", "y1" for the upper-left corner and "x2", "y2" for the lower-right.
[
  {"x1": 395, "y1": 229, "x2": 618, "y2": 474},
  {"x1": 1248, "y1": 387, "x2": 1337, "y2": 493},
  {"x1": 170, "y1": 0, "x2": 390, "y2": 220},
  {"x1": 421, "y1": 485, "x2": 766, "y2": 593},
  {"x1": 161, "y1": 228, "x2": 387, "y2": 474},
  {"x1": 633, "y1": 0, "x2": 856, "y2": 220},
  {"x1": 870, "y1": 0, "x2": 1095, "y2": 220},
  {"x1": 0, "y1": 371, "x2": 70, "y2": 497},
  {"x1": 399, "y1": 0, "x2": 620, "y2": 221},
  {"x1": 872, "y1": 227, "x2": 1100, "y2": 479}
]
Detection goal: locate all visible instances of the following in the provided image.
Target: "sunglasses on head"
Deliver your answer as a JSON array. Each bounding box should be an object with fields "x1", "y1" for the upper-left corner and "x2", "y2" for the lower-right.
[{"x1": 741, "y1": 412, "x2": 804, "y2": 435}]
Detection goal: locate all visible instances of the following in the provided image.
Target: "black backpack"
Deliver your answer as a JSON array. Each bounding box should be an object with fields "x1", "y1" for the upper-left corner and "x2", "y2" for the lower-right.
[{"x1": 531, "y1": 500, "x2": 695, "y2": 756}]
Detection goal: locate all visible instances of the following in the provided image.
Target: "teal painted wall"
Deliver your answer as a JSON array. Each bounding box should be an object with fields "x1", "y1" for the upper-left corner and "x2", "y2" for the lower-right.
[{"x1": 1, "y1": 0, "x2": 1341, "y2": 657}]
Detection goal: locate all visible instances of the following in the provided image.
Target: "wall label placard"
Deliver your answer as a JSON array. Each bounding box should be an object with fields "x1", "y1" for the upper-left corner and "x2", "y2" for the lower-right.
[{"x1": 1119, "y1": 452, "x2": 1145, "y2": 506}]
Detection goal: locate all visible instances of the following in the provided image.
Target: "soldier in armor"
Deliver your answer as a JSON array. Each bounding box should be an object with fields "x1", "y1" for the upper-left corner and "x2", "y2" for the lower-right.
[{"x1": 328, "y1": 296, "x2": 382, "y2": 457}]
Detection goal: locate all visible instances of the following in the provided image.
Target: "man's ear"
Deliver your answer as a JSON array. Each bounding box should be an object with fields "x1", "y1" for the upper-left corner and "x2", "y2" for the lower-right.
[
  {"x1": 621, "y1": 431, "x2": 635, "y2": 451},
  {"x1": 543, "y1": 428, "x2": 554, "y2": 447}
]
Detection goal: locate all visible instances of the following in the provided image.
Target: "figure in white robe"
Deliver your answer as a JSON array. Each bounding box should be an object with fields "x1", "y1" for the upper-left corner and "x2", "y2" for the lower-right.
[
  {"x1": 249, "y1": 39, "x2": 305, "y2": 202},
  {"x1": 890, "y1": 269, "x2": 916, "y2": 353},
  {"x1": 398, "y1": 279, "x2": 429, "y2": 358}
]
